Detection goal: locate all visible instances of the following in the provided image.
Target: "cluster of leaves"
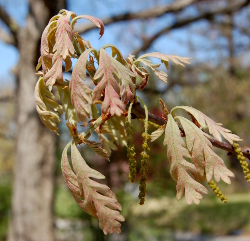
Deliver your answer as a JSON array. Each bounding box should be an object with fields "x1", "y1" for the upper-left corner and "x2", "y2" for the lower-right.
[{"x1": 35, "y1": 9, "x2": 245, "y2": 234}]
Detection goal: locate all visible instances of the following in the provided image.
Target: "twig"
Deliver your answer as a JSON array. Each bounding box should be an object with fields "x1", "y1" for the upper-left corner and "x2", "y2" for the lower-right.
[{"x1": 130, "y1": 102, "x2": 250, "y2": 160}]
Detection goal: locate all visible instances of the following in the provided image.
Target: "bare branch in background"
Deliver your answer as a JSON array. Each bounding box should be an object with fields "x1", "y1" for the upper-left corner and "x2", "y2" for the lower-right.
[
  {"x1": 0, "y1": 5, "x2": 19, "y2": 46},
  {"x1": 0, "y1": 27, "x2": 15, "y2": 45},
  {"x1": 74, "y1": 0, "x2": 196, "y2": 34},
  {"x1": 0, "y1": 95, "x2": 14, "y2": 103},
  {"x1": 132, "y1": 0, "x2": 250, "y2": 55}
]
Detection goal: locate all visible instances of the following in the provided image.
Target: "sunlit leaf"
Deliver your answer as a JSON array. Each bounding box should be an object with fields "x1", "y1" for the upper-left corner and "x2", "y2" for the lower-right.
[
  {"x1": 92, "y1": 48, "x2": 135, "y2": 116},
  {"x1": 44, "y1": 54, "x2": 63, "y2": 91},
  {"x1": 177, "y1": 116, "x2": 234, "y2": 183},
  {"x1": 54, "y1": 15, "x2": 75, "y2": 60},
  {"x1": 72, "y1": 15, "x2": 104, "y2": 38},
  {"x1": 174, "y1": 106, "x2": 242, "y2": 144},
  {"x1": 164, "y1": 114, "x2": 208, "y2": 204},
  {"x1": 150, "y1": 125, "x2": 165, "y2": 142},
  {"x1": 70, "y1": 48, "x2": 94, "y2": 125},
  {"x1": 35, "y1": 77, "x2": 62, "y2": 134},
  {"x1": 61, "y1": 142, "x2": 125, "y2": 235}
]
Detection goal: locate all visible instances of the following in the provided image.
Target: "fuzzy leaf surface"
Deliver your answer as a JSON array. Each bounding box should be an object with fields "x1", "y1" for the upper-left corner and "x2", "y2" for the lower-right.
[
  {"x1": 139, "y1": 52, "x2": 191, "y2": 68},
  {"x1": 135, "y1": 53, "x2": 191, "y2": 84},
  {"x1": 150, "y1": 126, "x2": 165, "y2": 142},
  {"x1": 83, "y1": 139, "x2": 110, "y2": 161},
  {"x1": 177, "y1": 116, "x2": 234, "y2": 183},
  {"x1": 164, "y1": 114, "x2": 207, "y2": 204},
  {"x1": 44, "y1": 54, "x2": 63, "y2": 91},
  {"x1": 54, "y1": 15, "x2": 75, "y2": 60},
  {"x1": 72, "y1": 15, "x2": 104, "y2": 38},
  {"x1": 61, "y1": 142, "x2": 124, "y2": 234},
  {"x1": 93, "y1": 49, "x2": 134, "y2": 116},
  {"x1": 58, "y1": 86, "x2": 79, "y2": 125},
  {"x1": 70, "y1": 49, "x2": 94, "y2": 125},
  {"x1": 174, "y1": 106, "x2": 242, "y2": 144},
  {"x1": 35, "y1": 77, "x2": 62, "y2": 134}
]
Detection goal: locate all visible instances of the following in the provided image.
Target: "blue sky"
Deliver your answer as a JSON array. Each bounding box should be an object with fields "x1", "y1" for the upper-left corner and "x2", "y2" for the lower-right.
[{"x1": 0, "y1": 0, "x2": 249, "y2": 86}]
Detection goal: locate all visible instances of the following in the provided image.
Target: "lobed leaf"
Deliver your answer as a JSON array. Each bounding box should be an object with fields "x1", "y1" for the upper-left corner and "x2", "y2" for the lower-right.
[
  {"x1": 35, "y1": 77, "x2": 62, "y2": 134},
  {"x1": 138, "y1": 58, "x2": 168, "y2": 84},
  {"x1": 92, "y1": 48, "x2": 135, "y2": 116},
  {"x1": 61, "y1": 142, "x2": 125, "y2": 235},
  {"x1": 83, "y1": 139, "x2": 110, "y2": 161},
  {"x1": 139, "y1": 52, "x2": 192, "y2": 68},
  {"x1": 177, "y1": 116, "x2": 234, "y2": 183},
  {"x1": 44, "y1": 54, "x2": 63, "y2": 91},
  {"x1": 70, "y1": 48, "x2": 94, "y2": 125},
  {"x1": 164, "y1": 114, "x2": 208, "y2": 204},
  {"x1": 54, "y1": 15, "x2": 75, "y2": 60},
  {"x1": 134, "y1": 52, "x2": 191, "y2": 85},
  {"x1": 174, "y1": 106, "x2": 242, "y2": 144},
  {"x1": 72, "y1": 15, "x2": 104, "y2": 38},
  {"x1": 150, "y1": 125, "x2": 165, "y2": 142}
]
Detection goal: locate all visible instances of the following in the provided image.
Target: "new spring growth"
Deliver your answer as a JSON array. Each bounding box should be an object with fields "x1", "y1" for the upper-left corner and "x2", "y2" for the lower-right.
[
  {"x1": 139, "y1": 132, "x2": 151, "y2": 205},
  {"x1": 208, "y1": 180, "x2": 227, "y2": 203},
  {"x1": 233, "y1": 142, "x2": 250, "y2": 182},
  {"x1": 125, "y1": 101, "x2": 137, "y2": 183},
  {"x1": 137, "y1": 96, "x2": 150, "y2": 205}
]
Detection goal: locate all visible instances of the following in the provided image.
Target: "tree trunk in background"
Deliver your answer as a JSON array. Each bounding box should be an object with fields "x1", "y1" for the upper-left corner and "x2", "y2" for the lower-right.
[{"x1": 8, "y1": 1, "x2": 65, "y2": 241}]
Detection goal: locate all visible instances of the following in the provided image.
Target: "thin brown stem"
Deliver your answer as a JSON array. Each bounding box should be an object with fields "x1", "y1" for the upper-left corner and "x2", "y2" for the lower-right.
[{"x1": 130, "y1": 102, "x2": 250, "y2": 160}]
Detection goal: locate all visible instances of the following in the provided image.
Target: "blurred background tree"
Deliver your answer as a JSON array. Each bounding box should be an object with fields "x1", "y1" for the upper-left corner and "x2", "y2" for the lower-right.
[{"x1": 0, "y1": 0, "x2": 250, "y2": 240}]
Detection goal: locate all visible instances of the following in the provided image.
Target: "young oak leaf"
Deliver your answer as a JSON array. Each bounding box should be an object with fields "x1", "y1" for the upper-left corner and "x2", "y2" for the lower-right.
[
  {"x1": 135, "y1": 52, "x2": 191, "y2": 84},
  {"x1": 174, "y1": 106, "x2": 242, "y2": 145},
  {"x1": 72, "y1": 15, "x2": 104, "y2": 38},
  {"x1": 53, "y1": 14, "x2": 75, "y2": 60},
  {"x1": 177, "y1": 116, "x2": 234, "y2": 183},
  {"x1": 61, "y1": 142, "x2": 125, "y2": 235},
  {"x1": 137, "y1": 58, "x2": 168, "y2": 84},
  {"x1": 35, "y1": 77, "x2": 63, "y2": 134},
  {"x1": 70, "y1": 48, "x2": 94, "y2": 125},
  {"x1": 150, "y1": 125, "x2": 165, "y2": 142},
  {"x1": 83, "y1": 139, "x2": 110, "y2": 161},
  {"x1": 39, "y1": 24, "x2": 53, "y2": 74},
  {"x1": 138, "y1": 52, "x2": 192, "y2": 68},
  {"x1": 109, "y1": 56, "x2": 135, "y2": 104},
  {"x1": 44, "y1": 54, "x2": 63, "y2": 91},
  {"x1": 92, "y1": 48, "x2": 135, "y2": 116},
  {"x1": 58, "y1": 86, "x2": 79, "y2": 126},
  {"x1": 164, "y1": 114, "x2": 208, "y2": 204}
]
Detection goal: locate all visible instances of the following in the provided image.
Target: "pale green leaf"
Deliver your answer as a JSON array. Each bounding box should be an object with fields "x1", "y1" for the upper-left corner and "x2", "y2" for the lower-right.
[
  {"x1": 35, "y1": 77, "x2": 62, "y2": 134},
  {"x1": 174, "y1": 106, "x2": 242, "y2": 144},
  {"x1": 70, "y1": 48, "x2": 94, "y2": 125},
  {"x1": 58, "y1": 86, "x2": 79, "y2": 126},
  {"x1": 164, "y1": 114, "x2": 207, "y2": 204},
  {"x1": 150, "y1": 126, "x2": 165, "y2": 142},
  {"x1": 177, "y1": 116, "x2": 234, "y2": 184},
  {"x1": 139, "y1": 52, "x2": 192, "y2": 67}
]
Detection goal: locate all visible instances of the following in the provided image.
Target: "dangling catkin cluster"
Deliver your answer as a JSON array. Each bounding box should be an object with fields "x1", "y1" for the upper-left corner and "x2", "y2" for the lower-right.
[
  {"x1": 137, "y1": 96, "x2": 150, "y2": 205},
  {"x1": 138, "y1": 131, "x2": 150, "y2": 205},
  {"x1": 125, "y1": 102, "x2": 137, "y2": 183},
  {"x1": 208, "y1": 180, "x2": 227, "y2": 203},
  {"x1": 233, "y1": 142, "x2": 250, "y2": 182}
]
